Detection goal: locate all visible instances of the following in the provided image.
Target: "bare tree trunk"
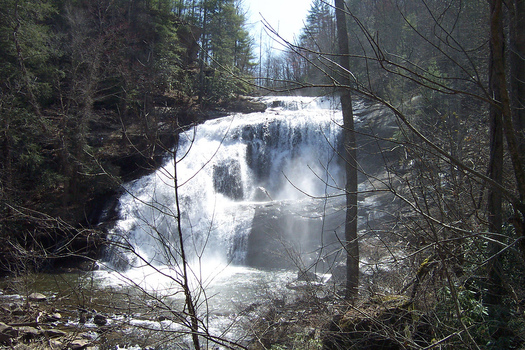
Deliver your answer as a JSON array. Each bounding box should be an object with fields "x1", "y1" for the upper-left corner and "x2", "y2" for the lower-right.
[
  {"x1": 510, "y1": 0, "x2": 525, "y2": 158},
  {"x1": 487, "y1": 0, "x2": 506, "y2": 306},
  {"x1": 198, "y1": 0, "x2": 208, "y2": 105},
  {"x1": 510, "y1": 0, "x2": 525, "y2": 256},
  {"x1": 1, "y1": 110, "x2": 12, "y2": 192},
  {"x1": 173, "y1": 144, "x2": 201, "y2": 350},
  {"x1": 488, "y1": 0, "x2": 525, "y2": 205},
  {"x1": 334, "y1": 0, "x2": 359, "y2": 302}
]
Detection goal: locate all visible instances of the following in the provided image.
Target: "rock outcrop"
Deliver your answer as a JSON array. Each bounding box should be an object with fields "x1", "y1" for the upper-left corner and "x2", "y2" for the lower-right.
[{"x1": 323, "y1": 296, "x2": 432, "y2": 350}]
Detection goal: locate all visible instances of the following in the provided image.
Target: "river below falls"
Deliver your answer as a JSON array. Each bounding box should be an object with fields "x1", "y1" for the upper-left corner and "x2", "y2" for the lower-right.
[{"x1": 2, "y1": 264, "x2": 334, "y2": 349}]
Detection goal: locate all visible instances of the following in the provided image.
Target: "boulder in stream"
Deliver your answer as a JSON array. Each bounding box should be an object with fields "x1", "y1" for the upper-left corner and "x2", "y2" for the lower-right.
[
  {"x1": 93, "y1": 313, "x2": 107, "y2": 326},
  {"x1": 28, "y1": 293, "x2": 47, "y2": 302},
  {"x1": 68, "y1": 336, "x2": 92, "y2": 349},
  {"x1": 297, "y1": 270, "x2": 321, "y2": 282}
]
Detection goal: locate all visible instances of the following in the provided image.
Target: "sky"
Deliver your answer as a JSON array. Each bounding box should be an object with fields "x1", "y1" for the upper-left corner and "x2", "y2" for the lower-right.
[{"x1": 242, "y1": 0, "x2": 313, "y2": 50}]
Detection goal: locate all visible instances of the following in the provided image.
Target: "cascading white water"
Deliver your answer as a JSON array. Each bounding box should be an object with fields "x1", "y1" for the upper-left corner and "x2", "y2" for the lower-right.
[
  {"x1": 90, "y1": 96, "x2": 396, "y2": 346},
  {"x1": 105, "y1": 96, "x2": 347, "y2": 271}
]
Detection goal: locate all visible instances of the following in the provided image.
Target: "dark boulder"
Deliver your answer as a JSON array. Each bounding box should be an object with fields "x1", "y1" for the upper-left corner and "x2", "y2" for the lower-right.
[
  {"x1": 297, "y1": 270, "x2": 321, "y2": 282},
  {"x1": 93, "y1": 314, "x2": 107, "y2": 327},
  {"x1": 225, "y1": 96, "x2": 267, "y2": 114},
  {"x1": 213, "y1": 160, "x2": 244, "y2": 200}
]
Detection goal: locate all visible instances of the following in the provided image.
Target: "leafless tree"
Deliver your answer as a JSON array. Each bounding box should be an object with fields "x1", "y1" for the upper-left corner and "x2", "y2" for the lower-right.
[{"x1": 251, "y1": 0, "x2": 525, "y2": 347}]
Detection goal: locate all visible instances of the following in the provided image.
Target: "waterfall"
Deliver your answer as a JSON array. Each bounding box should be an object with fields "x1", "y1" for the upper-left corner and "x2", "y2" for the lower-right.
[{"x1": 105, "y1": 96, "x2": 349, "y2": 271}]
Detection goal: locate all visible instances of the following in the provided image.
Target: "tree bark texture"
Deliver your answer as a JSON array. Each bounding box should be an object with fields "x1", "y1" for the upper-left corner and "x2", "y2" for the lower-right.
[
  {"x1": 334, "y1": 0, "x2": 359, "y2": 301},
  {"x1": 510, "y1": 0, "x2": 525, "y2": 260},
  {"x1": 487, "y1": 0, "x2": 507, "y2": 306},
  {"x1": 489, "y1": 0, "x2": 525, "y2": 206},
  {"x1": 510, "y1": 0, "x2": 525, "y2": 159},
  {"x1": 173, "y1": 145, "x2": 201, "y2": 350}
]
